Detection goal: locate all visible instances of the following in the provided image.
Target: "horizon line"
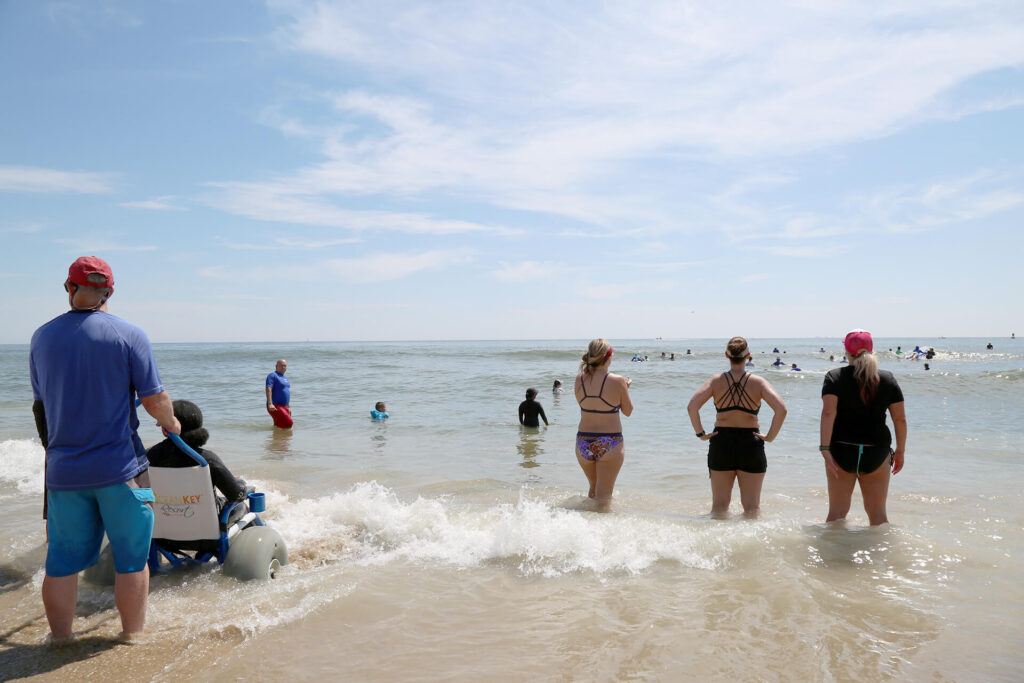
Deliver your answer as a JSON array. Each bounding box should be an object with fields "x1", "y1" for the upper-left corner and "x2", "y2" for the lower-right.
[{"x1": 3, "y1": 334, "x2": 1016, "y2": 347}]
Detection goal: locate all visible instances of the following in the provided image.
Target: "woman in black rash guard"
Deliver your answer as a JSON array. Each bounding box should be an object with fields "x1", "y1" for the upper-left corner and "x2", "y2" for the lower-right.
[{"x1": 819, "y1": 329, "x2": 907, "y2": 526}]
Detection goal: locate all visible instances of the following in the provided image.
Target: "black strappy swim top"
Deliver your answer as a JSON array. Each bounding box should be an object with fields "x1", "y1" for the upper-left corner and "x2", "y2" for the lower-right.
[
  {"x1": 578, "y1": 373, "x2": 620, "y2": 414},
  {"x1": 714, "y1": 371, "x2": 760, "y2": 415}
]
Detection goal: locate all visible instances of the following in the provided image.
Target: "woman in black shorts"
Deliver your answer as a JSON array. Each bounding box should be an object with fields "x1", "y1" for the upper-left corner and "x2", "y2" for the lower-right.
[
  {"x1": 687, "y1": 337, "x2": 787, "y2": 517},
  {"x1": 819, "y1": 329, "x2": 907, "y2": 525}
]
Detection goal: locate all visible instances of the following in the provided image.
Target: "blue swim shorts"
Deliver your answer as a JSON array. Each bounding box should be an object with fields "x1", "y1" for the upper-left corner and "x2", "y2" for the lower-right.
[{"x1": 46, "y1": 481, "x2": 155, "y2": 577}]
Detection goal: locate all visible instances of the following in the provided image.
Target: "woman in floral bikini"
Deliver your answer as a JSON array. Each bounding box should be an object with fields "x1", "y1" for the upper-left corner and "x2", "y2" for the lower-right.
[{"x1": 574, "y1": 338, "x2": 634, "y2": 512}]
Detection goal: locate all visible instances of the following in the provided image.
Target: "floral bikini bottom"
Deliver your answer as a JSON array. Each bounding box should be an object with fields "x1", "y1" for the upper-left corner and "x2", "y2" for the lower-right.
[{"x1": 575, "y1": 432, "x2": 624, "y2": 461}]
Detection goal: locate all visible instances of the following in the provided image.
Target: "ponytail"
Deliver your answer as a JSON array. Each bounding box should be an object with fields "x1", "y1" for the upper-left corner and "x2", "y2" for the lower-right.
[
  {"x1": 579, "y1": 338, "x2": 612, "y2": 375},
  {"x1": 850, "y1": 351, "x2": 880, "y2": 403}
]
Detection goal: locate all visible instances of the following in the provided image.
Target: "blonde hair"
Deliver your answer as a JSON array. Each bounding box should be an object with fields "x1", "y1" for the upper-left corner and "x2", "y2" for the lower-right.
[
  {"x1": 726, "y1": 336, "x2": 749, "y2": 362},
  {"x1": 848, "y1": 350, "x2": 880, "y2": 403},
  {"x1": 579, "y1": 338, "x2": 612, "y2": 375}
]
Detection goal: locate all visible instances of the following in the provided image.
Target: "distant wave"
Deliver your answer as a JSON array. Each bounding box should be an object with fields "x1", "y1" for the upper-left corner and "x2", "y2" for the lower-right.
[
  {"x1": 982, "y1": 368, "x2": 1024, "y2": 382},
  {"x1": 492, "y1": 349, "x2": 585, "y2": 362}
]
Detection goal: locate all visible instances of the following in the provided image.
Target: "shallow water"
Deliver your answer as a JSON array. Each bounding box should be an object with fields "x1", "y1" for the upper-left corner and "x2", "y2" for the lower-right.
[{"x1": 1, "y1": 337, "x2": 1021, "y2": 680}]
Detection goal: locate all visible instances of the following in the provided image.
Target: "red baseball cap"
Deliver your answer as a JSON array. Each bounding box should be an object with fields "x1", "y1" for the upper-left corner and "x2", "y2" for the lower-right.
[
  {"x1": 66, "y1": 256, "x2": 114, "y2": 288},
  {"x1": 844, "y1": 329, "x2": 873, "y2": 356}
]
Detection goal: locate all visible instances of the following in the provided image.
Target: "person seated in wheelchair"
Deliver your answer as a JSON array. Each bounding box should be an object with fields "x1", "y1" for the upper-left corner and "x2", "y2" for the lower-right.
[{"x1": 146, "y1": 399, "x2": 252, "y2": 556}]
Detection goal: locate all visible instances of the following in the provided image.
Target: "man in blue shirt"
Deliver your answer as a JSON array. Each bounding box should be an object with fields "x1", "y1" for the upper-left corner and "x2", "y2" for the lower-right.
[
  {"x1": 30, "y1": 256, "x2": 180, "y2": 642},
  {"x1": 265, "y1": 358, "x2": 293, "y2": 428}
]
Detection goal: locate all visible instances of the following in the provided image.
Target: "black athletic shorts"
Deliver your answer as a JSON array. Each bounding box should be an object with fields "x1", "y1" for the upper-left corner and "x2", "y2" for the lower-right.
[{"x1": 707, "y1": 427, "x2": 766, "y2": 474}]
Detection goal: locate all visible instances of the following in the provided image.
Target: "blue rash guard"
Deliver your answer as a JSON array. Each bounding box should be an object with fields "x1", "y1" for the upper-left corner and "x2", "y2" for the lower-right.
[
  {"x1": 266, "y1": 371, "x2": 290, "y2": 406},
  {"x1": 30, "y1": 310, "x2": 164, "y2": 490}
]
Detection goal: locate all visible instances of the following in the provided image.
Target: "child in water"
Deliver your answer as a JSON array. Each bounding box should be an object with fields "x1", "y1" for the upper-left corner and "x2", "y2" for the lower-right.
[
  {"x1": 371, "y1": 401, "x2": 390, "y2": 420},
  {"x1": 552, "y1": 379, "x2": 564, "y2": 393},
  {"x1": 519, "y1": 388, "x2": 549, "y2": 427}
]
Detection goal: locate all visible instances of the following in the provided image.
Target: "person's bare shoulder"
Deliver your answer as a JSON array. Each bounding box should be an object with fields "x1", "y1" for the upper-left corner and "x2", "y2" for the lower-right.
[{"x1": 747, "y1": 372, "x2": 776, "y2": 396}]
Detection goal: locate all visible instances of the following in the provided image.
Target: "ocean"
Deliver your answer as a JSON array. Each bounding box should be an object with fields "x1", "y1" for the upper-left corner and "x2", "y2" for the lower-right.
[{"x1": 1, "y1": 337, "x2": 1021, "y2": 681}]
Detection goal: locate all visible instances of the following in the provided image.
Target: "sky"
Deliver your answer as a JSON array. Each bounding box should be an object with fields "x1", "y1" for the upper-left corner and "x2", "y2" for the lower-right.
[{"x1": 2, "y1": 0, "x2": 1023, "y2": 343}]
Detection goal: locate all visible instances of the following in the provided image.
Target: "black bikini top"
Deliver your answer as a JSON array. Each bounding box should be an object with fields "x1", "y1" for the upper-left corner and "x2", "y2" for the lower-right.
[
  {"x1": 714, "y1": 371, "x2": 760, "y2": 415},
  {"x1": 577, "y1": 373, "x2": 620, "y2": 414}
]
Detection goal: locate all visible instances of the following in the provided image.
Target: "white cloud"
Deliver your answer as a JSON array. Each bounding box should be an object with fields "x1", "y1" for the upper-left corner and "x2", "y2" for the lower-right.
[
  {"x1": 199, "y1": 248, "x2": 474, "y2": 284},
  {"x1": 756, "y1": 245, "x2": 845, "y2": 259},
  {"x1": 0, "y1": 166, "x2": 113, "y2": 193},
  {"x1": 493, "y1": 261, "x2": 566, "y2": 282},
  {"x1": 275, "y1": 1, "x2": 1024, "y2": 158},
  {"x1": 216, "y1": 235, "x2": 361, "y2": 250},
  {"x1": 202, "y1": 182, "x2": 520, "y2": 235},
  {"x1": 277, "y1": 236, "x2": 361, "y2": 249},
  {"x1": 0, "y1": 223, "x2": 44, "y2": 234},
  {"x1": 48, "y1": 2, "x2": 142, "y2": 32},
  {"x1": 576, "y1": 279, "x2": 676, "y2": 300},
  {"x1": 226, "y1": 2, "x2": 1024, "y2": 243},
  {"x1": 325, "y1": 249, "x2": 474, "y2": 283},
  {"x1": 119, "y1": 196, "x2": 186, "y2": 211},
  {"x1": 708, "y1": 168, "x2": 1024, "y2": 251},
  {"x1": 774, "y1": 217, "x2": 848, "y2": 241},
  {"x1": 54, "y1": 238, "x2": 156, "y2": 253},
  {"x1": 854, "y1": 171, "x2": 1024, "y2": 233},
  {"x1": 622, "y1": 260, "x2": 704, "y2": 271}
]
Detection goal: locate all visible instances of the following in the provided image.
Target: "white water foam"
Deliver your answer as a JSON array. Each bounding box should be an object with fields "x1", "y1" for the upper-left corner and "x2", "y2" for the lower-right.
[
  {"x1": 142, "y1": 563, "x2": 356, "y2": 642},
  {"x1": 121, "y1": 481, "x2": 832, "y2": 645},
  {"x1": 0, "y1": 439, "x2": 44, "y2": 496},
  {"x1": 261, "y1": 481, "x2": 803, "y2": 578}
]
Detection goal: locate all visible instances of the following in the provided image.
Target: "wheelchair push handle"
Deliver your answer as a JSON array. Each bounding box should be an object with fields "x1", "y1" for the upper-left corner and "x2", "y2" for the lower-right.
[
  {"x1": 167, "y1": 432, "x2": 209, "y2": 468},
  {"x1": 134, "y1": 397, "x2": 209, "y2": 467}
]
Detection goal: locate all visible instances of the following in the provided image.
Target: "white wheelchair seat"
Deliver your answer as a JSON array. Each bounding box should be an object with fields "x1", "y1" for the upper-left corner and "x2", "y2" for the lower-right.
[{"x1": 149, "y1": 465, "x2": 221, "y2": 541}]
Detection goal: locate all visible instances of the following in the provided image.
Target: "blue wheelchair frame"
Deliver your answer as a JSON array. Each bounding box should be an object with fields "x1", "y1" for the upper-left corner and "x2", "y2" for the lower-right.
[{"x1": 147, "y1": 432, "x2": 266, "y2": 573}]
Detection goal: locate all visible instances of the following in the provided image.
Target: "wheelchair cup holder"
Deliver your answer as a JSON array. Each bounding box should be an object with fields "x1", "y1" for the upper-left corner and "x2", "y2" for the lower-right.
[{"x1": 247, "y1": 491, "x2": 266, "y2": 513}]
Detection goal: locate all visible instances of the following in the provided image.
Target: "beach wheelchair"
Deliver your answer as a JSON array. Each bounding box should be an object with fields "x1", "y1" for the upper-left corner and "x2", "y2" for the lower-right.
[{"x1": 84, "y1": 433, "x2": 288, "y2": 585}]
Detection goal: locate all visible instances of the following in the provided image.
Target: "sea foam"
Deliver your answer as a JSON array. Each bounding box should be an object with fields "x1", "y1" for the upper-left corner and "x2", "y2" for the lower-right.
[
  {"x1": 0, "y1": 439, "x2": 44, "y2": 496},
  {"x1": 260, "y1": 481, "x2": 798, "y2": 577}
]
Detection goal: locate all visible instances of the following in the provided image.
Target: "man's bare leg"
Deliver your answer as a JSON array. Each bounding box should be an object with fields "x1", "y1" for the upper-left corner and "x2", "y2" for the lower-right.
[
  {"x1": 42, "y1": 573, "x2": 78, "y2": 640},
  {"x1": 114, "y1": 567, "x2": 149, "y2": 636}
]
